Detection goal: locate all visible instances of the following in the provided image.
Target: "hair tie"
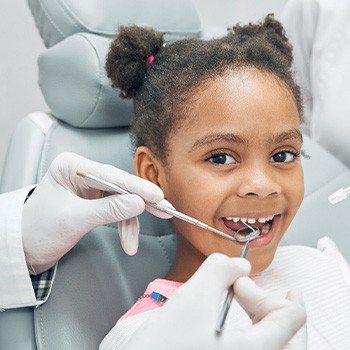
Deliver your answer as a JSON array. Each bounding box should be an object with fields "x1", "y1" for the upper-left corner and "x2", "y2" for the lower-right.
[{"x1": 147, "y1": 54, "x2": 155, "y2": 65}]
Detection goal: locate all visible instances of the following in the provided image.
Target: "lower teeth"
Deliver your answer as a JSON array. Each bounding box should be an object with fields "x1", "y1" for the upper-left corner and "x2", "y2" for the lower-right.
[
  {"x1": 232, "y1": 222, "x2": 271, "y2": 241},
  {"x1": 234, "y1": 226, "x2": 259, "y2": 242},
  {"x1": 261, "y1": 222, "x2": 271, "y2": 234}
]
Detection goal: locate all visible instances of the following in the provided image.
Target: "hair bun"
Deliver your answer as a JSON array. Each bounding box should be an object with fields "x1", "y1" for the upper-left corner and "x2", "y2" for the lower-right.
[
  {"x1": 262, "y1": 14, "x2": 293, "y2": 67},
  {"x1": 229, "y1": 14, "x2": 293, "y2": 68},
  {"x1": 105, "y1": 25, "x2": 164, "y2": 98}
]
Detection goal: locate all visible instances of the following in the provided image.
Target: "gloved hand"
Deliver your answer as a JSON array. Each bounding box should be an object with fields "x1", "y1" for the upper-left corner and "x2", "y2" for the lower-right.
[
  {"x1": 22, "y1": 152, "x2": 172, "y2": 275},
  {"x1": 126, "y1": 253, "x2": 307, "y2": 350},
  {"x1": 234, "y1": 277, "x2": 307, "y2": 349}
]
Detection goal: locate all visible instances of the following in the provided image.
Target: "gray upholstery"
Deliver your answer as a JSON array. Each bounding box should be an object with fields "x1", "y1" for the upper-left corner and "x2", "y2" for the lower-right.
[
  {"x1": 28, "y1": 0, "x2": 202, "y2": 47},
  {"x1": 38, "y1": 33, "x2": 133, "y2": 128},
  {"x1": 1, "y1": 1, "x2": 350, "y2": 349},
  {"x1": 34, "y1": 230, "x2": 175, "y2": 350},
  {"x1": 283, "y1": 137, "x2": 350, "y2": 256}
]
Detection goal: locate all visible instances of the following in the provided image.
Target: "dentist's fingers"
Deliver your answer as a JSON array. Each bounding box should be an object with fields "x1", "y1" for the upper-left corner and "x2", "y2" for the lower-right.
[
  {"x1": 94, "y1": 166, "x2": 164, "y2": 203},
  {"x1": 50, "y1": 152, "x2": 165, "y2": 203},
  {"x1": 77, "y1": 193, "x2": 146, "y2": 224},
  {"x1": 283, "y1": 290, "x2": 307, "y2": 349},
  {"x1": 117, "y1": 217, "x2": 140, "y2": 256},
  {"x1": 146, "y1": 198, "x2": 174, "y2": 219},
  {"x1": 234, "y1": 277, "x2": 307, "y2": 349}
]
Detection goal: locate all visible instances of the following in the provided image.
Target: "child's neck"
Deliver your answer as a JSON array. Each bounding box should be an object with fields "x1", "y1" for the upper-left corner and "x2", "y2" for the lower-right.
[
  {"x1": 165, "y1": 235, "x2": 207, "y2": 282},
  {"x1": 165, "y1": 260, "x2": 197, "y2": 282}
]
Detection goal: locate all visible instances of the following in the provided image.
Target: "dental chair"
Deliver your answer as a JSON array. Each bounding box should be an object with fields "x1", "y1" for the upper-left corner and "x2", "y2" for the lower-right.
[{"x1": 1, "y1": 1, "x2": 350, "y2": 349}]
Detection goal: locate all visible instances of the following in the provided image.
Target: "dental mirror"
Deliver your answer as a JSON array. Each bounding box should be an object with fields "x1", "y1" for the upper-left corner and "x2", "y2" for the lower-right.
[{"x1": 233, "y1": 224, "x2": 261, "y2": 242}]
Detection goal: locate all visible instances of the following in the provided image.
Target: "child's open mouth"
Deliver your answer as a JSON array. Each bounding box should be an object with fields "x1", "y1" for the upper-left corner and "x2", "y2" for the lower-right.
[{"x1": 222, "y1": 215, "x2": 278, "y2": 242}]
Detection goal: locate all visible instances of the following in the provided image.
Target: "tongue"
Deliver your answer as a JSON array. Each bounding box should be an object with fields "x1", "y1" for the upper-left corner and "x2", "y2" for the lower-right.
[
  {"x1": 223, "y1": 219, "x2": 246, "y2": 231},
  {"x1": 223, "y1": 218, "x2": 265, "y2": 231}
]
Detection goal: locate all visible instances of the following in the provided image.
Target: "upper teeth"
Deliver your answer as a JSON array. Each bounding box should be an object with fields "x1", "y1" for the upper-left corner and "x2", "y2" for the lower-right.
[{"x1": 225, "y1": 215, "x2": 274, "y2": 224}]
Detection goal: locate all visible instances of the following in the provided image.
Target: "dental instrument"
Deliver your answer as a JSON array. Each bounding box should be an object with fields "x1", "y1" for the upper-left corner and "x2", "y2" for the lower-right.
[
  {"x1": 76, "y1": 169, "x2": 260, "y2": 242},
  {"x1": 328, "y1": 186, "x2": 350, "y2": 204},
  {"x1": 215, "y1": 222, "x2": 255, "y2": 334}
]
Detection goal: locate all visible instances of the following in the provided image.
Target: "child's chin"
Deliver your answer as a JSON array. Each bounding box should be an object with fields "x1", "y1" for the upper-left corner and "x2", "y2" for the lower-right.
[{"x1": 249, "y1": 254, "x2": 275, "y2": 275}]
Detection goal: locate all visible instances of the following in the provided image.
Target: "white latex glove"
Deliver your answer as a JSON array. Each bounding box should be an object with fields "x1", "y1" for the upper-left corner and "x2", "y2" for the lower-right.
[
  {"x1": 125, "y1": 253, "x2": 307, "y2": 350},
  {"x1": 22, "y1": 152, "x2": 172, "y2": 274},
  {"x1": 234, "y1": 277, "x2": 307, "y2": 349}
]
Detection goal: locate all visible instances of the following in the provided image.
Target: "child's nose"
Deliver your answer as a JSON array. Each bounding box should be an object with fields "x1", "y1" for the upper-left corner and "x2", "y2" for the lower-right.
[{"x1": 236, "y1": 167, "x2": 282, "y2": 199}]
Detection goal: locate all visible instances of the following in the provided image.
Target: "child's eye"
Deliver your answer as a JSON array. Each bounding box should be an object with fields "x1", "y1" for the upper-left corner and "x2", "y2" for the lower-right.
[
  {"x1": 207, "y1": 153, "x2": 236, "y2": 165},
  {"x1": 270, "y1": 151, "x2": 299, "y2": 163}
]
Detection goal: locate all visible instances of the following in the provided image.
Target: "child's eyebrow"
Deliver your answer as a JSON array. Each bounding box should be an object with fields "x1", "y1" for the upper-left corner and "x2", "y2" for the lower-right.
[
  {"x1": 191, "y1": 133, "x2": 247, "y2": 151},
  {"x1": 269, "y1": 129, "x2": 303, "y2": 144},
  {"x1": 190, "y1": 129, "x2": 303, "y2": 152}
]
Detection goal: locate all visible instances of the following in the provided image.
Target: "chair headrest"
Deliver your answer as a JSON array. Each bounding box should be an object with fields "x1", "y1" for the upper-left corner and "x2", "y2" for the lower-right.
[
  {"x1": 28, "y1": 0, "x2": 202, "y2": 47},
  {"x1": 29, "y1": 0, "x2": 202, "y2": 128},
  {"x1": 38, "y1": 33, "x2": 132, "y2": 128}
]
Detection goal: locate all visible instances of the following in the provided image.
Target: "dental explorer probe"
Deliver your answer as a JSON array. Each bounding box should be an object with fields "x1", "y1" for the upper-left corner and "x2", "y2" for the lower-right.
[
  {"x1": 76, "y1": 169, "x2": 239, "y2": 242},
  {"x1": 215, "y1": 223, "x2": 255, "y2": 334}
]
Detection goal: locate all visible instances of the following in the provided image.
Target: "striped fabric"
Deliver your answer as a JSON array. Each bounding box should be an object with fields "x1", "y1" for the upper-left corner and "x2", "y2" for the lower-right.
[{"x1": 30, "y1": 268, "x2": 54, "y2": 301}]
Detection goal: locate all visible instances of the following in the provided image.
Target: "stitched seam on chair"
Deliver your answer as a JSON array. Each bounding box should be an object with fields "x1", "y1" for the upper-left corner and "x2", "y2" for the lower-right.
[
  {"x1": 39, "y1": 0, "x2": 66, "y2": 40},
  {"x1": 77, "y1": 34, "x2": 102, "y2": 128},
  {"x1": 58, "y1": 2, "x2": 110, "y2": 35},
  {"x1": 58, "y1": 0, "x2": 108, "y2": 34},
  {"x1": 157, "y1": 236, "x2": 173, "y2": 266},
  {"x1": 57, "y1": 0, "x2": 86, "y2": 32},
  {"x1": 36, "y1": 306, "x2": 47, "y2": 350}
]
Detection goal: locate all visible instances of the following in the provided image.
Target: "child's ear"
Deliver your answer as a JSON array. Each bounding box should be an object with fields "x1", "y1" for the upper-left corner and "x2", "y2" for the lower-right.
[{"x1": 134, "y1": 146, "x2": 164, "y2": 186}]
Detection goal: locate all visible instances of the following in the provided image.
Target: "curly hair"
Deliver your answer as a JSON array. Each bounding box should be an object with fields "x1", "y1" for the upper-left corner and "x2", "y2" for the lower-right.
[{"x1": 105, "y1": 14, "x2": 303, "y2": 160}]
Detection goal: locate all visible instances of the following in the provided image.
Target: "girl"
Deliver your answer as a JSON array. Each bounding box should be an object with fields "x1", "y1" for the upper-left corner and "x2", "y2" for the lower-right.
[{"x1": 101, "y1": 15, "x2": 350, "y2": 349}]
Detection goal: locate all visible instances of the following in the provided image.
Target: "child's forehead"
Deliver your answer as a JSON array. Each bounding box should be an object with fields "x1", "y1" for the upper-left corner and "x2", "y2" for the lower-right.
[
  {"x1": 197, "y1": 67, "x2": 290, "y2": 91},
  {"x1": 167, "y1": 67, "x2": 301, "y2": 146},
  {"x1": 185, "y1": 68, "x2": 299, "y2": 117}
]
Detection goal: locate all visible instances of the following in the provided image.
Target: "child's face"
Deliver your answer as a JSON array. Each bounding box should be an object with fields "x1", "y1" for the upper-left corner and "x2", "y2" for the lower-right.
[{"x1": 135, "y1": 67, "x2": 304, "y2": 277}]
